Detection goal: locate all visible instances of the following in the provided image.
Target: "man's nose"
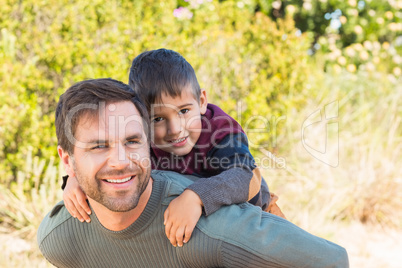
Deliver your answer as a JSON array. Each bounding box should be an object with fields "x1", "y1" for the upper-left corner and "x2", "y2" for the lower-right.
[{"x1": 108, "y1": 143, "x2": 130, "y2": 169}]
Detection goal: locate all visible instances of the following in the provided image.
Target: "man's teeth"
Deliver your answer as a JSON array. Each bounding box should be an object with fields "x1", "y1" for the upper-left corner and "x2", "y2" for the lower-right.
[
  {"x1": 171, "y1": 137, "x2": 186, "y2": 144},
  {"x1": 106, "y1": 176, "x2": 132, "y2": 183}
]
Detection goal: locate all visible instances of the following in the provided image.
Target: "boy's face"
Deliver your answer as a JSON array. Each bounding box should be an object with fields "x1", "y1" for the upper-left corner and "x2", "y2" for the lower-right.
[{"x1": 150, "y1": 85, "x2": 207, "y2": 156}]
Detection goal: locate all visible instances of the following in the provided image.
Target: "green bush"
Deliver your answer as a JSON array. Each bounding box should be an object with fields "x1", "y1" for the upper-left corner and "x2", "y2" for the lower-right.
[
  {"x1": 0, "y1": 29, "x2": 56, "y2": 182},
  {"x1": 0, "y1": 0, "x2": 315, "y2": 182},
  {"x1": 244, "y1": 0, "x2": 402, "y2": 74}
]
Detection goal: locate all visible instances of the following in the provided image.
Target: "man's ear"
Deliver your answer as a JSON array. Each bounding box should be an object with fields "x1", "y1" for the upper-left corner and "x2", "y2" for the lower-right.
[
  {"x1": 58, "y1": 145, "x2": 76, "y2": 177},
  {"x1": 199, "y1": 89, "x2": 208, "y2": 115}
]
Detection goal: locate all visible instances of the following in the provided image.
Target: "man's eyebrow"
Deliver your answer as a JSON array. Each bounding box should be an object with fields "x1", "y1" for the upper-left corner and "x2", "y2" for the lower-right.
[
  {"x1": 85, "y1": 139, "x2": 108, "y2": 144},
  {"x1": 126, "y1": 134, "x2": 143, "y2": 140}
]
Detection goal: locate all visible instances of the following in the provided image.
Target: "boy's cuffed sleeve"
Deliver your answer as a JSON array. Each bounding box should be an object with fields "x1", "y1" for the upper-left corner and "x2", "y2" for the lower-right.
[
  {"x1": 186, "y1": 132, "x2": 269, "y2": 216},
  {"x1": 186, "y1": 167, "x2": 253, "y2": 216}
]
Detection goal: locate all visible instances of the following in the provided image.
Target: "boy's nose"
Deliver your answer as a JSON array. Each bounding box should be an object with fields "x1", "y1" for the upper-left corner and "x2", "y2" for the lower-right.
[{"x1": 167, "y1": 117, "x2": 183, "y2": 136}]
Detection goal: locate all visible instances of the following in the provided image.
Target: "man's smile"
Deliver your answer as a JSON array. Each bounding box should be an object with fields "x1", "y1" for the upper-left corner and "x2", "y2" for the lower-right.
[{"x1": 104, "y1": 175, "x2": 135, "y2": 184}]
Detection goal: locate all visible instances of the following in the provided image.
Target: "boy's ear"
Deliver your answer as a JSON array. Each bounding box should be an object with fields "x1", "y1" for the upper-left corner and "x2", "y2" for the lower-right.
[
  {"x1": 58, "y1": 145, "x2": 76, "y2": 177},
  {"x1": 199, "y1": 89, "x2": 208, "y2": 115}
]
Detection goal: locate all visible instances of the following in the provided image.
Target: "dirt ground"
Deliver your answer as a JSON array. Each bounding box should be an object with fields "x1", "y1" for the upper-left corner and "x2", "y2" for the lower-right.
[{"x1": 335, "y1": 222, "x2": 402, "y2": 268}]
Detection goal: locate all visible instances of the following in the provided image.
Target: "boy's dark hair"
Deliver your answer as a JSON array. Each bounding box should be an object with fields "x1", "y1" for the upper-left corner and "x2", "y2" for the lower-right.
[
  {"x1": 55, "y1": 78, "x2": 150, "y2": 155},
  {"x1": 129, "y1": 48, "x2": 201, "y2": 111}
]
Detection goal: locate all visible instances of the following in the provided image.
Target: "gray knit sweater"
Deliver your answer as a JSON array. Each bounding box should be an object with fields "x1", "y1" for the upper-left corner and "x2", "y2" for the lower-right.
[{"x1": 38, "y1": 170, "x2": 349, "y2": 268}]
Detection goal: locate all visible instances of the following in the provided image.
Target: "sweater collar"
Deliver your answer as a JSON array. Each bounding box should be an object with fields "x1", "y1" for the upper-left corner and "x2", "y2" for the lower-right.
[{"x1": 91, "y1": 172, "x2": 166, "y2": 238}]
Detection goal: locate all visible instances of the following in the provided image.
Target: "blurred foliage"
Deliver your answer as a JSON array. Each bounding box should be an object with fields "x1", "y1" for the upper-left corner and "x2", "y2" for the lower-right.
[
  {"x1": 249, "y1": 0, "x2": 401, "y2": 45},
  {"x1": 248, "y1": 0, "x2": 402, "y2": 73},
  {"x1": 0, "y1": 0, "x2": 314, "y2": 183},
  {"x1": 0, "y1": 0, "x2": 400, "y2": 234},
  {"x1": 0, "y1": 148, "x2": 62, "y2": 238},
  {"x1": 179, "y1": 0, "x2": 402, "y2": 73}
]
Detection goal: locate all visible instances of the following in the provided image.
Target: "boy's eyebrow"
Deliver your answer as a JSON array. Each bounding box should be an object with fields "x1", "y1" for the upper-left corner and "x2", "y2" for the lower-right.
[
  {"x1": 151, "y1": 103, "x2": 194, "y2": 116},
  {"x1": 177, "y1": 103, "x2": 193, "y2": 109}
]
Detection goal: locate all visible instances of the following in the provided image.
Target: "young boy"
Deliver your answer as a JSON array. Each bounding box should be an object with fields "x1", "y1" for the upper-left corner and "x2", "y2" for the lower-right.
[{"x1": 63, "y1": 49, "x2": 284, "y2": 248}]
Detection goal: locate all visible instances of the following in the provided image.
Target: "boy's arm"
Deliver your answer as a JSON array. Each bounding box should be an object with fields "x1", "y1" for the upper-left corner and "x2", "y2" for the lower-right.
[
  {"x1": 164, "y1": 189, "x2": 203, "y2": 247},
  {"x1": 164, "y1": 132, "x2": 268, "y2": 246},
  {"x1": 186, "y1": 132, "x2": 265, "y2": 216},
  {"x1": 186, "y1": 167, "x2": 253, "y2": 216},
  {"x1": 62, "y1": 175, "x2": 91, "y2": 222},
  {"x1": 163, "y1": 162, "x2": 253, "y2": 246}
]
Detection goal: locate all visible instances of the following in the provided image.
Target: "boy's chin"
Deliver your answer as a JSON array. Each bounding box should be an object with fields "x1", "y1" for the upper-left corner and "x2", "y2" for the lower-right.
[
  {"x1": 169, "y1": 148, "x2": 192, "y2": 157},
  {"x1": 160, "y1": 145, "x2": 192, "y2": 157}
]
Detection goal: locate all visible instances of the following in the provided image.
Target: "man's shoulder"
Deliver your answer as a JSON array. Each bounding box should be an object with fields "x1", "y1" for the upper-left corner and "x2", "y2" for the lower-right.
[
  {"x1": 151, "y1": 170, "x2": 204, "y2": 207},
  {"x1": 37, "y1": 201, "x2": 72, "y2": 245},
  {"x1": 152, "y1": 170, "x2": 199, "y2": 185},
  {"x1": 195, "y1": 204, "x2": 349, "y2": 267},
  {"x1": 197, "y1": 203, "x2": 267, "y2": 238},
  {"x1": 151, "y1": 170, "x2": 200, "y2": 201},
  {"x1": 195, "y1": 203, "x2": 290, "y2": 258}
]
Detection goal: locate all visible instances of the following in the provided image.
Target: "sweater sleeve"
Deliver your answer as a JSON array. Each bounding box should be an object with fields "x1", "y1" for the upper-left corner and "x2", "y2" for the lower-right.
[
  {"x1": 179, "y1": 209, "x2": 349, "y2": 268},
  {"x1": 191, "y1": 203, "x2": 349, "y2": 268},
  {"x1": 186, "y1": 133, "x2": 258, "y2": 216}
]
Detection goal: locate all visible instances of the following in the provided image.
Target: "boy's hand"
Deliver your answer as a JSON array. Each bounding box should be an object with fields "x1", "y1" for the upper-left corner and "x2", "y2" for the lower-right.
[
  {"x1": 63, "y1": 176, "x2": 91, "y2": 223},
  {"x1": 164, "y1": 189, "x2": 203, "y2": 247}
]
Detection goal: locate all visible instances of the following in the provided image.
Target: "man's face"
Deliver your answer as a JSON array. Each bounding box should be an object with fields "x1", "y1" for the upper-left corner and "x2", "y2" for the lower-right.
[
  {"x1": 69, "y1": 101, "x2": 151, "y2": 212},
  {"x1": 150, "y1": 85, "x2": 207, "y2": 156}
]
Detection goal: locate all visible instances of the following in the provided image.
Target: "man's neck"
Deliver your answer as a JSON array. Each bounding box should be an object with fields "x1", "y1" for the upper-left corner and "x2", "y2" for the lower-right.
[{"x1": 89, "y1": 178, "x2": 154, "y2": 231}]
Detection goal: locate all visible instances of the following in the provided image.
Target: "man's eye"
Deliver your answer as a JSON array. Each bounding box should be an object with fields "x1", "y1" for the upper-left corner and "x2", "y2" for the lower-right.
[
  {"x1": 127, "y1": 140, "x2": 140, "y2": 145},
  {"x1": 126, "y1": 140, "x2": 142, "y2": 148},
  {"x1": 91, "y1": 144, "x2": 106, "y2": 150},
  {"x1": 152, "y1": 117, "x2": 164, "y2": 123},
  {"x1": 179, "y1": 109, "x2": 189, "y2": 115}
]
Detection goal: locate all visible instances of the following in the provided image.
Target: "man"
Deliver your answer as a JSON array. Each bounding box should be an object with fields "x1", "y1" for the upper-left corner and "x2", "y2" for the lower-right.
[{"x1": 38, "y1": 78, "x2": 349, "y2": 267}]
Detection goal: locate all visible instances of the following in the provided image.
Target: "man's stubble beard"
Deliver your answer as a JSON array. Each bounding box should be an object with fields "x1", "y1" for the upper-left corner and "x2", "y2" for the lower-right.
[{"x1": 71, "y1": 156, "x2": 151, "y2": 212}]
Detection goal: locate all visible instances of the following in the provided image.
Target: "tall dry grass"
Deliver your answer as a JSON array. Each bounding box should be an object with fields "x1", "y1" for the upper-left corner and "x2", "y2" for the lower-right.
[
  {"x1": 0, "y1": 149, "x2": 62, "y2": 267},
  {"x1": 262, "y1": 70, "x2": 402, "y2": 236}
]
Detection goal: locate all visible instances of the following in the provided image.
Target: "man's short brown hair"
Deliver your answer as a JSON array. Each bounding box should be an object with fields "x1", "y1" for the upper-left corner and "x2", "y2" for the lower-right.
[{"x1": 55, "y1": 78, "x2": 150, "y2": 154}]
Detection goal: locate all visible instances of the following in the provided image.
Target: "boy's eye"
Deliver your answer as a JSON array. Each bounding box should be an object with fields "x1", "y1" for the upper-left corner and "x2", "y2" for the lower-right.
[
  {"x1": 179, "y1": 108, "x2": 189, "y2": 115},
  {"x1": 152, "y1": 117, "x2": 164, "y2": 123}
]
